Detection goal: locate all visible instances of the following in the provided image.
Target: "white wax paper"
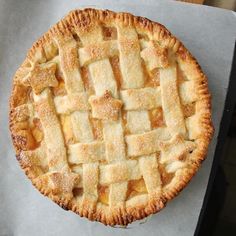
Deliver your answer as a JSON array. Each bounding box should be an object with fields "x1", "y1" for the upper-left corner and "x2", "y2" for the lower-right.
[{"x1": 0, "y1": 0, "x2": 235, "y2": 235}]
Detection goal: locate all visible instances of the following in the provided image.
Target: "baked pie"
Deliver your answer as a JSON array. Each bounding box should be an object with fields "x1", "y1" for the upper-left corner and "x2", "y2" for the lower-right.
[{"x1": 9, "y1": 8, "x2": 213, "y2": 225}]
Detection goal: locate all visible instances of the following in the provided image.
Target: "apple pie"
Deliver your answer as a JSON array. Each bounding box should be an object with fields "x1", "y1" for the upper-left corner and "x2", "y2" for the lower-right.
[{"x1": 9, "y1": 8, "x2": 214, "y2": 225}]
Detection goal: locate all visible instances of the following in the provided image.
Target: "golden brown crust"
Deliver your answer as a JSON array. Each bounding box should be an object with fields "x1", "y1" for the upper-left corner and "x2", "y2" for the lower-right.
[{"x1": 9, "y1": 8, "x2": 214, "y2": 226}]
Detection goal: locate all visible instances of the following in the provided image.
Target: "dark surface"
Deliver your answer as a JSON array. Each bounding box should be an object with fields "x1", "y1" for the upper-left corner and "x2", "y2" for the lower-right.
[{"x1": 195, "y1": 43, "x2": 236, "y2": 236}]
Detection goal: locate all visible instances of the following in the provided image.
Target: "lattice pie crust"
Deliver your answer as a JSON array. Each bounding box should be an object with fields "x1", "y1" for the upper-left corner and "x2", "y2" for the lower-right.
[{"x1": 9, "y1": 9, "x2": 213, "y2": 225}]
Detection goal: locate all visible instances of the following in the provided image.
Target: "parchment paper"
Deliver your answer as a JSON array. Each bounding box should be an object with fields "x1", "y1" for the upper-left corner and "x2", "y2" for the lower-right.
[{"x1": 0, "y1": 0, "x2": 235, "y2": 235}]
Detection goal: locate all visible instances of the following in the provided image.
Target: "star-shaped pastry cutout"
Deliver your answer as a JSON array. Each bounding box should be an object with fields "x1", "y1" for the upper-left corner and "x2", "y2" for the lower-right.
[
  {"x1": 28, "y1": 63, "x2": 58, "y2": 94},
  {"x1": 159, "y1": 134, "x2": 196, "y2": 164},
  {"x1": 89, "y1": 90, "x2": 123, "y2": 121},
  {"x1": 141, "y1": 42, "x2": 169, "y2": 71},
  {"x1": 49, "y1": 171, "x2": 80, "y2": 198}
]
